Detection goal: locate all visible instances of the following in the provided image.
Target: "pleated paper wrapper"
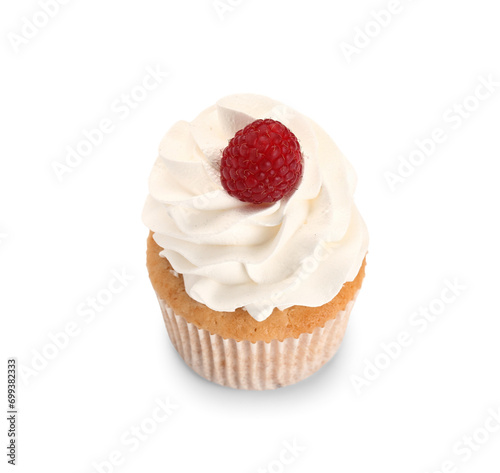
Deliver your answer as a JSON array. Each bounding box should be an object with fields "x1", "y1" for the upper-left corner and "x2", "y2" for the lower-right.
[{"x1": 157, "y1": 294, "x2": 358, "y2": 390}]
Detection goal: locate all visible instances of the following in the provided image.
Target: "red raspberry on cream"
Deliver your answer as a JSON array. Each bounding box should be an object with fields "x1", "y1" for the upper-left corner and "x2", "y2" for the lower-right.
[{"x1": 220, "y1": 119, "x2": 303, "y2": 204}]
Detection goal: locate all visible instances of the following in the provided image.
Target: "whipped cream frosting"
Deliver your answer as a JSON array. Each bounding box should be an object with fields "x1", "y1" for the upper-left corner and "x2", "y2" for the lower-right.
[{"x1": 142, "y1": 94, "x2": 369, "y2": 321}]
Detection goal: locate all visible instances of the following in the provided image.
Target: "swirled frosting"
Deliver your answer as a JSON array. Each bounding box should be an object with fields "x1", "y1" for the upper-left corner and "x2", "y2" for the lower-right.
[{"x1": 142, "y1": 94, "x2": 369, "y2": 321}]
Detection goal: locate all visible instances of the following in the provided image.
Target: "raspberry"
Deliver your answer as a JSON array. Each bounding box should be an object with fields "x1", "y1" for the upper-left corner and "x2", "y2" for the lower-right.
[{"x1": 220, "y1": 119, "x2": 303, "y2": 204}]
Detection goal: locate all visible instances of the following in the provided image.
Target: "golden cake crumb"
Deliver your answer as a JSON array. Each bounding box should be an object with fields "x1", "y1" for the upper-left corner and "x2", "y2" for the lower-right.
[{"x1": 146, "y1": 232, "x2": 366, "y2": 343}]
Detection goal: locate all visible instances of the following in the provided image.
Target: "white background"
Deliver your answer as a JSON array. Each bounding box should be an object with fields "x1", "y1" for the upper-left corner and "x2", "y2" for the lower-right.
[{"x1": 1, "y1": 0, "x2": 500, "y2": 472}]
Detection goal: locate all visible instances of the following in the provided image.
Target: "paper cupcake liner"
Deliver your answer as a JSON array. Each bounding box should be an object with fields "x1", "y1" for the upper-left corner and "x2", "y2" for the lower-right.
[{"x1": 157, "y1": 294, "x2": 358, "y2": 390}]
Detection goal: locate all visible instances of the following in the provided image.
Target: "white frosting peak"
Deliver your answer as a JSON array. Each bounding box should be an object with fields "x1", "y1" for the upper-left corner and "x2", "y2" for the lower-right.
[{"x1": 143, "y1": 94, "x2": 368, "y2": 321}]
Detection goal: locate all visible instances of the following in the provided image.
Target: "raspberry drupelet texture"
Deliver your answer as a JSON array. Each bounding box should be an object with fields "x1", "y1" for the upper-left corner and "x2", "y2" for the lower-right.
[{"x1": 220, "y1": 119, "x2": 304, "y2": 204}]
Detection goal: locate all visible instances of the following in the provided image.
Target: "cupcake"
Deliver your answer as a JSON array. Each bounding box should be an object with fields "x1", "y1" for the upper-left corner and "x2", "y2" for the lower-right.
[{"x1": 143, "y1": 94, "x2": 368, "y2": 390}]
